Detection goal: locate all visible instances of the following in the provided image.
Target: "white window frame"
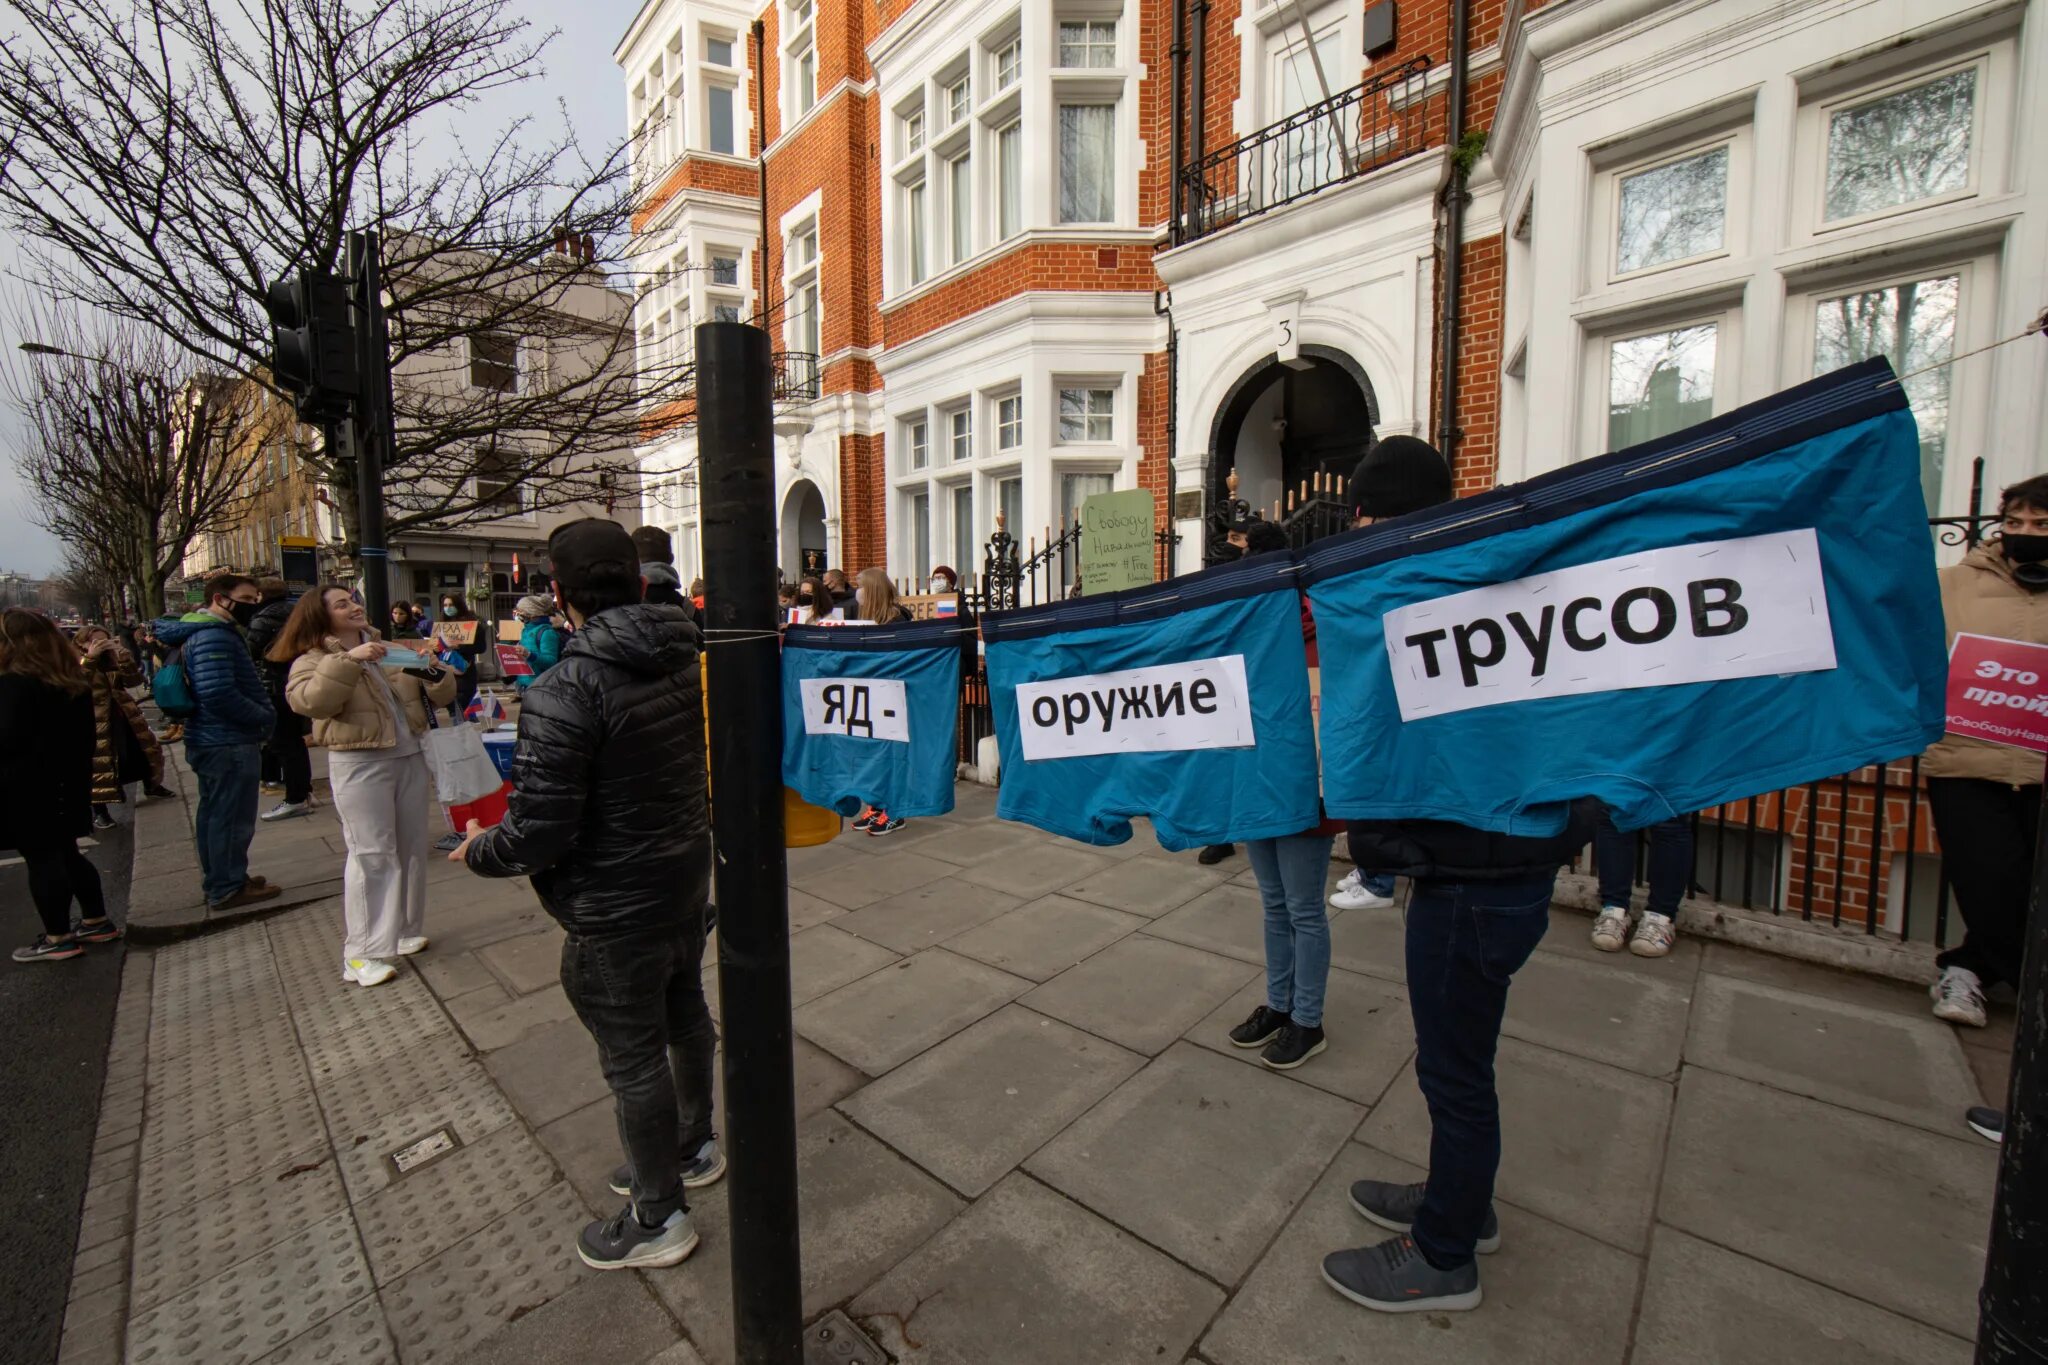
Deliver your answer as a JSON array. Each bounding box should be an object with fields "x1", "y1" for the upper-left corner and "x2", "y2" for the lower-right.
[
  {"x1": 783, "y1": 0, "x2": 817, "y2": 123},
  {"x1": 783, "y1": 219, "x2": 822, "y2": 359},
  {"x1": 995, "y1": 391, "x2": 1023, "y2": 451},
  {"x1": 1056, "y1": 17, "x2": 1118, "y2": 69},
  {"x1": 1604, "y1": 138, "x2": 1738, "y2": 284},
  {"x1": 467, "y1": 331, "x2": 523, "y2": 395},
  {"x1": 1055, "y1": 383, "x2": 1117, "y2": 444},
  {"x1": 1582, "y1": 307, "x2": 1741, "y2": 456},
  {"x1": 903, "y1": 176, "x2": 930, "y2": 286},
  {"x1": 947, "y1": 405, "x2": 973, "y2": 464},
  {"x1": 993, "y1": 37, "x2": 1021, "y2": 90},
  {"x1": 907, "y1": 418, "x2": 930, "y2": 471},
  {"x1": 904, "y1": 105, "x2": 926, "y2": 156},
  {"x1": 995, "y1": 120, "x2": 1024, "y2": 242},
  {"x1": 945, "y1": 151, "x2": 973, "y2": 266},
  {"x1": 944, "y1": 74, "x2": 971, "y2": 126},
  {"x1": 1807, "y1": 55, "x2": 1988, "y2": 236}
]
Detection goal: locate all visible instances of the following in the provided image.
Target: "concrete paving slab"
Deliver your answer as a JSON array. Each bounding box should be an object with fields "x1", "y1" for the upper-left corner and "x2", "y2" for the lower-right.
[
  {"x1": 1326, "y1": 904, "x2": 1407, "y2": 984},
  {"x1": 135, "y1": 1095, "x2": 332, "y2": 1221},
  {"x1": 788, "y1": 924, "x2": 901, "y2": 1006},
  {"x1": 247, "y1": 1297, "x2": 397, "y2": 1365},
  {"x1": 444, "y1": 1273, "x2": 682, "y2": 1365},
  {"x1": 852, "y1": 1172, "x2": 1221, "y2": 1365},
  {"x1": 483, "y1": 1017, "x2": 611, "y2": 1128},
  {"x1": 794, "y1": 1036, "x2": 868, "y2": 1118},
  {"x1": 840, "y1": 1005, "x2": 1145, "y2": 1195},
  {"x1": 1633, "y1": 1226, "x2": 1972, "y2": 1365},
  {"x1": 641, "y1": 1343, "x2": 708, "y2": 1365},
  {"x1": 1699, "y1": 939, "x2": 1926, "y2": 1016},
  {"x1": 1503, "y1": 948, "x2": 1693, "y2": 1077},
  {"x1": 416, "y1": 891, "x2": 553, "y2": 955},
  {"x1": 448, "y1": 982, "x2": 578, "y2": 1053},
  {"x1": 129, "y1": 1157, "x2": 350, "y2": 1313},
  {"x1": 124, "y1": 1209, "x2": 373, "y2": 1365},
  {"x1": 787, "y1": 887, "x2": 848, "y2": 933},
  {"x1": 1020, "y1": 935, "x2": 1259, "y2": 1056},
  {"x1": 532, "y1": 1098, "x2": 622, "y2": 1215},
  {"x1": 645, "y1": 1111, "x2": 964, "y2": 1365},
  {"x1": 1659, "y1": 1067, "x2": 1996, "y2": 1339},
  {"x1": 942, "y1": 896, "x2": 1147, "y2": 981},
  {"x1": 300, "y1": 996, "x2": 459, "y2": 1083},
  {"x1": 1203, "y1": 1147, "x2": 1639, "y2": 1365},
  {"x1": 478, "y1": 930, "x2": 566, "y2": 996},
  {"x1": 1188, "y1": 968, "x2": 1413, "y2": 1108},
  {"x1": 379, "y1": 1182, "x2": 592, "y2": 1365},
  {"x1": 1537, "y1": 908, "x2": 1705, "y2": 977},
  {"x1": 1126, "y1": 883, "x2": 1267, "y2": 965},
  {"x1": 795, "y1": 948, "x2": 1030, "y2": 1076},
  {"x1": 951, "y1": 843, "x2": 1115, "y2": 900},
  {"x1": 314, "y1": 1033, "x2": 488, "y2": 1138},
  {"x1": 1026, "y1": 1043, "x2": 1363, "y2": 1283},
  {"x1": 357, "y1": 1123, "x2": 563, "y2": 1285},
  {"x1": 331, "y1": 1063, "x2": 518, "y2": 1201},
  {"x1": 900, "y1": 819, "x2": 1059, "y2": 868},
  {"x1": 1686, "y1": 972, "x2": 1982, "y2": 1133},
  {"x1": 1358, "y1": 1039, "x2": 1671, "y2": 1253},
  {"x1": 829, "y1": 877, "x2": 1021, "y2": 954},
  {"x1": 1058, "y1": 855, "x2": 1233, "y2": 918},
  {"x1": 790, "y1": 850, "x2": 957, "y2": 911}
]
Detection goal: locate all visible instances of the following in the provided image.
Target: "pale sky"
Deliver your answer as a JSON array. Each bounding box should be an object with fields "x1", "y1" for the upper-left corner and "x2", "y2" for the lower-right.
[{"x1": 0, "y1": 0, "x2": 636, "y2": 577}]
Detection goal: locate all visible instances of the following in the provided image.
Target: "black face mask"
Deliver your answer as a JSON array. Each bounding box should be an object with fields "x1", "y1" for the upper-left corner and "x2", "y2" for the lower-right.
[
  {"x1": 228, "y1": 599, "x2": 259, "y2": 628},
  {"x1": 2001, "y1": 532, "x2": 2048, "y2": 565}
]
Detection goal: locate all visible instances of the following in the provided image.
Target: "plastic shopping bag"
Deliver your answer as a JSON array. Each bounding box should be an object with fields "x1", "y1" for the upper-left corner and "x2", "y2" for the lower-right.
[{"x1": 423, "y1": 722, "x2": 503, "y2": 806}]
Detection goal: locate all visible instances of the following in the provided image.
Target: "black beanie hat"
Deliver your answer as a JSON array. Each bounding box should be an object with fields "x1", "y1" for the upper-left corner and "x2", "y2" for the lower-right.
[
  {"x1": 630, "y1": 524, "x2": 675, "y2": 566},
  {"x1": 549, "y1": 518, "x2": 640, "y2": 590},
  {"x1": 1350, "y1": 435, "x2": 1453, "y2": 520}
]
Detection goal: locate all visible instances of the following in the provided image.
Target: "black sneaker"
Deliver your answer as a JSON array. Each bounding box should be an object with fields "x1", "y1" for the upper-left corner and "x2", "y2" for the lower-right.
[
  {"x1": 1322, "y1": 1234, "x2": 1481, "y2": 1313},
  {"x1": 1967, "y1": 1107, "x2": 2005, "y2": 1144},
  {"x1": 852, "y1": 809, "x2": 877, "y2": 831},
  {"x1": 1261, "y1": 1021, "x2": 1326, "y2": 1070},
  {"x1": 577, "y1": 1203, "x2": 699, "y2": 1270},
  {"x1": 1228, "y1": 1005, "x2": 1290, "y2": 1049},
  {"x1": 74, "y1": 918, "x2": 125, "y2": 946},
  {"x1": 611, "y1": 1140, "x2": 727, "y2": 1195},
  {"x1": 91, "y1": 808, "x2": 116, "y2": 830},
  {"x1": 1349, "y1": 1178, "x2": 1500, "y2": 1254},
  {"x1": 13, "y1": 937, "x2": 85, "y2": 964},
  {"x1": 869, "y1": 816, "x2": 906, "y2": 836},
  {"x1": 1197, "y1": 843, "x2": 1235, "y2": 865}
]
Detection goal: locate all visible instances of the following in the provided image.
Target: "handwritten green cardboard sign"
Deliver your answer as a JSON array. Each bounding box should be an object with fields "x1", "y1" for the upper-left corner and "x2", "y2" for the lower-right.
[{"x1": 1079, "y1": 488, "x2": 1157, "y2": 596}]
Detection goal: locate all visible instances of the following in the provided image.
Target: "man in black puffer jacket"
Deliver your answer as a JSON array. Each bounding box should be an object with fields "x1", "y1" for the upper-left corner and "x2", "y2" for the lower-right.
[
  {"x1": 1319, "y1": 437, "x2": 1598, "y2": 1317},
  {"x1": 453, "y1": 518, "x2": 715, "y2": 1272}
]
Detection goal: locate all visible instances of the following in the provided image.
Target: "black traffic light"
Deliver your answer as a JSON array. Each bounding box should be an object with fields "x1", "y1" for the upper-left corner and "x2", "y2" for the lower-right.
[{"x1": 264, "y1": 270, "x2": 359, "y2": 421}]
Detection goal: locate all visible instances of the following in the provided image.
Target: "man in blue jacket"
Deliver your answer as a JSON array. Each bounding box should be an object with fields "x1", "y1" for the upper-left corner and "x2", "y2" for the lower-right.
[{"x1": 152, "y1": 574, "x2": 281, "y2": 911}]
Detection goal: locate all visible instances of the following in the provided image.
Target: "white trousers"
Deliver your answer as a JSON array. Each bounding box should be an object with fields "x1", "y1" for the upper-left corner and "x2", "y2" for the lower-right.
[{"x1": 329, "y1": 749, "x2": 431, "y2": 962}]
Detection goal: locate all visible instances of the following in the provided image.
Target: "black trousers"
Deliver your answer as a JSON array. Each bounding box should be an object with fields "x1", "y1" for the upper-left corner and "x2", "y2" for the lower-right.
[
  {"x1": 1927, "y1": 777, "x2": 2042, "y2": 990},
  {"x1": 20, "y1": 840, "x2": 108, "y2": 938}
]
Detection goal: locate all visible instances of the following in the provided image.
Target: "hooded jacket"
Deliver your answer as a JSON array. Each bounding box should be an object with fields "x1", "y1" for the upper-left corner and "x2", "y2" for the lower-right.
[
  {"x1": 151, "y1": 612, "x2": 275, "y2": 748},
  {"x1": 641, "y1": 561, "x2": 692, "y2": 615},
  {"x1": 285, "y1": 634, "x2": 458, "y2": 750},
  {"x1": 465, "y1": 603, "x2": 710, "y2": 933},
  {"x1": 1921, "y1": 542, "x2": 2048, "y2": 787}
]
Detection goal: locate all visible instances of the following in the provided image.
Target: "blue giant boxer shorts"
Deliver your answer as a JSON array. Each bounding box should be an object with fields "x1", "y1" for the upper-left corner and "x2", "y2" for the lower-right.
[
  {"x1": 781, "y1": 619, "x2": 964, "y2": 818},
  {"x1": 1304, "y1": 356, "x2": 1947, "y2": 835},
  {"x1": 982, "y1": 555, "x2": 1320, "y2": 850}
]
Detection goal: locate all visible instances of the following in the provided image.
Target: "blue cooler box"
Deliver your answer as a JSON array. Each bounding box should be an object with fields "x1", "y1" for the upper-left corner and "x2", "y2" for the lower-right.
[{"x1": 481, "y1": 731, "x2": 518, "y2": 783}]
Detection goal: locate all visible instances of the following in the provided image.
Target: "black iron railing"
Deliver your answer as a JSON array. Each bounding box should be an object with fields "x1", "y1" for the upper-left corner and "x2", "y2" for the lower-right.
[
  {"x1": 1179, "y1": 57, "x2": 1439, "y2": 244},
  {"x1": 773, "y1": 351, "x2": 820, "y2": 402}
]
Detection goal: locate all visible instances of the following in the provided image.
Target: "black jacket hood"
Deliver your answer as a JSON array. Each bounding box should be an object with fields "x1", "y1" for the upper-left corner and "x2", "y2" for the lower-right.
[{"x1": 565, "y1": 602, "x2": 699, "y2": 675}]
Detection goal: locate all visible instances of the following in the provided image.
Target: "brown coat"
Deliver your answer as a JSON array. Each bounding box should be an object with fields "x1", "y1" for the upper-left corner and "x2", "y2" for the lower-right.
[
  {"x1": 83, "y1": 647, "x2": 163, "y2": 804},
  {"x1": 1921, "y1": 543, "x2": 2048, "y2": 787},
  {"x1": 285, "y1": 634, "x2": 458, "y2": 751}
]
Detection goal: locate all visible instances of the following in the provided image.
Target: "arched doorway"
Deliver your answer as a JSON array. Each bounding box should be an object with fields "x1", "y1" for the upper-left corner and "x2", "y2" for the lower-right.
[
  {"x1": 781, "y1": 479, "x2": 828, "y2": 581},
  {"x1": 1205, "y1": 345, "x2": 1378, "y2": 560}
]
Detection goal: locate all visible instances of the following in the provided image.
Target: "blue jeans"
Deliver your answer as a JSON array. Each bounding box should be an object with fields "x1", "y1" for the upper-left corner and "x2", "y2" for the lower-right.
[
  {"x1": 1245, "y1": 834, "x2": 1335, "y2": 1028},
  {"x1": 1405, "y1": 873, "x2": 1557, "y2": 1269},
  {"x1": 1593, "y1": 810, "x2": 1693, "y2": 917},
  {"x1": 187, "y1": 742, "x2": 261, "y2": 904}
]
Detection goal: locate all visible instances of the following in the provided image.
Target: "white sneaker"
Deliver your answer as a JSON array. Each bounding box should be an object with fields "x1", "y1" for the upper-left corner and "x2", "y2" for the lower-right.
[
  {"x1": 1629, "y1": 911, "x2": 1677, "y2": 958},
  {"x1": 260, "y1": 800, "x2": 310, "y2": 822},
  {"x1": 1930, "y1": 966, "x2": 1988, "y2": 1028},
  {"x1": 1329, "y1": 869, "x2": 1396, "y2": 911},
  {"x1": 1590, "y1": 905, "x2": 1631, "y2": 953},
  {"x1": 343, "y1": 958, "x2": 397, "y2": 987},
  {"x1": 396, "y1": 936, "x2": 429, "y2": 956}
]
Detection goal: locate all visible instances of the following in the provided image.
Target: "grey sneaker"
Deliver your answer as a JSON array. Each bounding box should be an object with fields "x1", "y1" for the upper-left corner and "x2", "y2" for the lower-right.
[
  {"x1": 577, "y1": 1203, "x2": 699, "y2": 1270},
  {"x1": 610, "y1": 1139, "x2": 727, "y2": 1196},
  {"x1": 1349, "y1": 1179, "x2": 1500, "y2": 1254},
  {"x1": 1322, "y1": 1234, "x2": 1481, "y2": 1313},
  {"x1": 1967, "y1": 1106, "x2": 2005, "y2": 1144}
]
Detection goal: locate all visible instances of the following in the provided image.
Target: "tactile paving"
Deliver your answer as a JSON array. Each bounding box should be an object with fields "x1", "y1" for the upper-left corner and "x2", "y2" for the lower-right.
[
  {"x1": 142, "y1": 1069, "x2": 314, "y2": 1161},
  {"x1": 136, "y1": 1096, "x2": 331, "y2": 1221},
  {"x1": 144, "y1": 1014, "x2": 305, "y2": 1105},
  {"x1": 356, "y1": 1122, "x2": 562, "y2": 1285},
  {"x1": 313, "y1": 1034, "x2": 481, "y2": 1138},
  {"x1": 288, "y1": 974, "x2": 442, "y2": 1046},
  {"x1": 301, "y1": 1002, "x2": 459, "y2": 1087},
  {"x1": 378, "y1": 1182, "x2": 591, "y2": 1365},
  {"x1": 247, "y1": 1298, "x2": 398, "y2": 1365},
  {"x1": 148, "y1": 983, "x2": 294, "y2": 1062},
  {"x1": 124, "y1": 1209, "x2": 373, "y2": 1365},
  {"x1": 331, "y1": 1065, "x2": 517, "y2": 1202},
  {"x1": 131, "y1": 1155, "x2": 350, "y2": 1312}
]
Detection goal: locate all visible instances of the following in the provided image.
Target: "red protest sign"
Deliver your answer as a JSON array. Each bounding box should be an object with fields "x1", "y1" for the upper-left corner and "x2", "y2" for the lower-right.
[
  {"x1": 1944, "y1": 632, "x2": 2048, "y2": 754},
  {"x1": 494, "y1": 644, "x2": 533, "y2": 678}
]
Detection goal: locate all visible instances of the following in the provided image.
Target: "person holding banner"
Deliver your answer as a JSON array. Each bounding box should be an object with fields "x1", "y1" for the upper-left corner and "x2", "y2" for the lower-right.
[
  {"x1": 851, "y1": 568, "x2": 917, "y2": 836},
  {"x1": 1922, "y1": 473, "x2": 2048, "y2": 1033},
  {"x1": 1322, "y1": 436, "x2": 1598, "y2": 1315},
  {"x1": 273, "y1": 587, "x2": 455, "y2": 987}
]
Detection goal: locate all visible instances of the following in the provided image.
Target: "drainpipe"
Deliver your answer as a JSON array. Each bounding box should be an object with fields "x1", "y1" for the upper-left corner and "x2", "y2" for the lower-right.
[
  {"x1": 753, "y1": 20, "x2": 771, "y2": 311},
  {"x1": 1435, "y1": 0, "x2": 1471, "y2": 462},
  {"x1": 1189, "y1": 0, "x2": 1210, "y2": 233},
  {"x1": 1156, "y1": 289, "x2": 1178, "y2": 573},
  {"x1": 1170, "y1": 0, "x2": 1187, "y2": 244}
]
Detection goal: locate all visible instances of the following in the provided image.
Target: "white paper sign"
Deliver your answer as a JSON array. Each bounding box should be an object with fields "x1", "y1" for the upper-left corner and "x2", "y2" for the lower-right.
[
  {"x1": 1016, "y1": 654, "x2": 1256, "y2": 761},
  {"x1": 800, "y1": 677, "x2": 911, "y2": 743},
  {"x1": 1383, "y1": 528, "x2": 1837, "y2": 720}
]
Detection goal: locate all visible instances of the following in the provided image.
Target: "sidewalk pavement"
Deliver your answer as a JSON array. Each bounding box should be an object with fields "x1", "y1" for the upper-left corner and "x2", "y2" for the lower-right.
[{"x1": 62, "y1": 769, "x2": 2013, "y2": 1365}]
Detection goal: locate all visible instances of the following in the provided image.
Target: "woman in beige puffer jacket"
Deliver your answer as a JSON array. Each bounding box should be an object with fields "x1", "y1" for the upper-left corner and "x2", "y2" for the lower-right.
[
  {"x1": 1921, "y1": 473, "x2": 2048, "y2": 1030},
  {"x1": 270, "y1": 586, "x2": 457, "y2": 988}
]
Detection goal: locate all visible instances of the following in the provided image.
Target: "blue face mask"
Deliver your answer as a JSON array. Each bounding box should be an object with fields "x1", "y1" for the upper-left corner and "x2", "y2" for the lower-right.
[{"x1": 441, "y1": 606, "x2": 457, "y2": 618}]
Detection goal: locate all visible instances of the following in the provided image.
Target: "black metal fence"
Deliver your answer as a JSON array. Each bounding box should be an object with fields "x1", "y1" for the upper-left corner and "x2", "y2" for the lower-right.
[{"x1": 1179, "y1": 57, "x2": 1439, "y2": 243}]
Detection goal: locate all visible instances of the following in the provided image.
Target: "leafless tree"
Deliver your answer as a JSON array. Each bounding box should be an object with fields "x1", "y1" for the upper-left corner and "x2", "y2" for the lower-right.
[
  {"x1": 5, "y1": 309, "x2": 271, "y2": 617},
  {"x1": 0, "y1": 0, "x2": 690, "y2": 551}
]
